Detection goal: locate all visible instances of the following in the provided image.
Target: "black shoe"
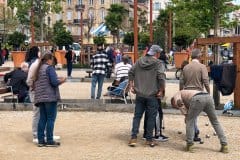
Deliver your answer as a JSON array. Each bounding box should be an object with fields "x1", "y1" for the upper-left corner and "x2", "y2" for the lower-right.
[
  {"x1": 46, "y1": 141, "x2": 61, "y2": 147},
  {"x1": 194, "y1": 137, "x2": 201, "y2": 142},
  {"x1": 38, "y1": 142, "x2": 46, "y2": 147}
]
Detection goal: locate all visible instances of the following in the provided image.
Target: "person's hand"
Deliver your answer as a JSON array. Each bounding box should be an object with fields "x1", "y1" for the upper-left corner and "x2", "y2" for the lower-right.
[
  {"x1": 156, "y1": 89, "x2": 165, "y2": 98},
  {"x1": 58, "y1": 77, "x2": 66, "y2": 84},
  {"x1": 130, "y1": 86, "x2": 136, "y2": 94}
]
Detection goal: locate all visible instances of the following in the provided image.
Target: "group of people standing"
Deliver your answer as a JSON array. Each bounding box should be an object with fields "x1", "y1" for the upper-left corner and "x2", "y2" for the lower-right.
[{"x1": 127, "y1": 46, "x2": 228, "y2": 153}]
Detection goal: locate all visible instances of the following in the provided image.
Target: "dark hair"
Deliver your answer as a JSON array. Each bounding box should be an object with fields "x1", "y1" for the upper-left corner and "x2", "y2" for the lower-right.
[
  {"x1": 181, "y1": 60, "x2": 189, "y2": 69},
  {"x1": 33, "y1": 54, "x2": 54, "y2": 81},
  {"x1": 26, "y1": 46, "x2": 39, "y2": 62}
]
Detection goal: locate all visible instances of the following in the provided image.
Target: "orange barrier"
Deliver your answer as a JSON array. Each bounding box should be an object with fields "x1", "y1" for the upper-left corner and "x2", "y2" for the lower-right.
[
  {"x1": 123, "y1": 52, "x2": 135, "y2": 64},
  {"x1": 11, "y1": 51, "x2": 26, "y2": 68},
  {"x1": 54, "y1": 50, "x2": 66, "y2": 65},
  {"x1": 174, "y1": 52, "x2": 189, "y2": 69}
]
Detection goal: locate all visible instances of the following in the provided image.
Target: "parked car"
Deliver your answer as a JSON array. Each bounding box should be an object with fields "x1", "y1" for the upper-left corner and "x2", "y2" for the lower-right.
[{"x1": 71, "y1": 43, "x2": 81, "y2": 62}]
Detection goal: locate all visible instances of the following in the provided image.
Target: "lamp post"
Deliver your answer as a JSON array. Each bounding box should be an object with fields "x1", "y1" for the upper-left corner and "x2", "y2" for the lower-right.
[
  {"x1": 134, "y1": 0, "x2": 138, "y2": 63},
  {"x1": 79, "y1": 5, "x2": 85, "y2": 47},
  {"x1": 149, "y1": 0, "x2": 153, "y2": 43},
  {"x1": 78, "y1": 4, "x2": 85, "y2": 64},
  {"x1": 30, "y1": 7, "x2": 35, "y2": 46}
]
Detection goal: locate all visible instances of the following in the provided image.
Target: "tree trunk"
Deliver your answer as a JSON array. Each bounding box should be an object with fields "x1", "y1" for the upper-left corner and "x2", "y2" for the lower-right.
[{"x1": 213, "y1": 0, "x2": 221, "y2": 109}]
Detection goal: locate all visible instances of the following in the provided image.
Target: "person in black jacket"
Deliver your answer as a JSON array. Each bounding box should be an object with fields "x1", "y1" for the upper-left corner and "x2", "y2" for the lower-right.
[
  {"x1": 4, "y1": 62, "x2": 29, "y2": 102},
  {"x1": 65, "y1": 46, "x2": 74, "y2": 78}
]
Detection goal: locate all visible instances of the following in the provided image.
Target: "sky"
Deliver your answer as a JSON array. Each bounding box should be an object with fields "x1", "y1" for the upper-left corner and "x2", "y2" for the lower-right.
[{"x1": 233, "y1": 0, "x2": 240, "y2": 5}]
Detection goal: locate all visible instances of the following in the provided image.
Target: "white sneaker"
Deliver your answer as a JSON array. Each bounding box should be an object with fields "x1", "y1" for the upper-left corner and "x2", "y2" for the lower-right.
[
  {"x1": 44, "y1": 135, "x2": 61, "y2": 141},
  {"x1": 32, "y1": 138, "x2": 38, "y2": 144},
  {"x1": 154, "y1": 135, "x2": 169, "y2": 142},
  {"x1": 33, "y1": 135, "x2": 61, "y2": 143},
  {"x1": 53, "y1": 135, "x2": 61, "y2": 140}
]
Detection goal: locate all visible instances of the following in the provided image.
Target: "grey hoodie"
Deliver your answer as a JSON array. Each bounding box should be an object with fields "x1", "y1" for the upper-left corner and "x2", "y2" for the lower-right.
[{"x1": 128, "y1": 55, "x2": 166, "y2": 98}]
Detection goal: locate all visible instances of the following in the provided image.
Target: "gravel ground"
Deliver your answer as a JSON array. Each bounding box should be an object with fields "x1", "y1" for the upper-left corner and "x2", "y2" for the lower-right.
[{"x1": 0, "y1": 111, "x2": 239, "y2": 160}]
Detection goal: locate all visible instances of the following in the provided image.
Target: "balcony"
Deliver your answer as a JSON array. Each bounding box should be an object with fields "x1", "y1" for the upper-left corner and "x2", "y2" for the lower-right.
[
  {"x1": 73, "y1": 19, "x2": 81, "y2": 24},
  {"x1": 73, "y1": 19, "x2": 90, "y2": 25},
  {"x1": 75, "y1": 4, "x2": 85, "y2": 11}
]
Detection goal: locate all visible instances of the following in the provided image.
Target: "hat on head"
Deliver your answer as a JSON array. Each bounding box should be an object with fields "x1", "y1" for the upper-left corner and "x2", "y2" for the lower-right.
[
  {"x1": 147, "y1": 45, "x2": 162, "y2": 56},
  {"x1": 191, "y1": 48, "x2": 202, "y2": 59}
]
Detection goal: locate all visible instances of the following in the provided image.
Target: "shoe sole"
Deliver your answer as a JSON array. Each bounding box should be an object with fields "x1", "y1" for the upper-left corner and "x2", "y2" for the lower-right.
[
  {"x1": 45, "y1": 144, "x2": 60, "y2": 147},
  {"x1": 128, "y1": 143, "x2": 136, "y2": 147},
  {"x1": 154, "y1": 139, "x2": 168, "y2": 142}
]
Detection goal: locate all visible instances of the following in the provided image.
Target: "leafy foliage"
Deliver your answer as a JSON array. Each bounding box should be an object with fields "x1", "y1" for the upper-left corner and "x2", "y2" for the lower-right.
[
  {"x1": 123, "y1": 32, "x2": 134, "y2": 46},
  {"x1": 7, "y1": 31, "x2": 26, "y2": 50},
  {"x1": 93, "y1": 35, "x2": 106, "y2": 46},
  {"x1": 105, "y1": 4, "x2": 128, "y2": 45},
  {"x1": 52, "y1": 20, "x2": 73, "y2": 47}
]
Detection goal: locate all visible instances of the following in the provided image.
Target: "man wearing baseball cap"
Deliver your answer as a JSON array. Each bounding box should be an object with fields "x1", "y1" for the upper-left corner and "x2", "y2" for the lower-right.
[{"x1": 128, "y1": 45, "x2": 166, "y2": 147}]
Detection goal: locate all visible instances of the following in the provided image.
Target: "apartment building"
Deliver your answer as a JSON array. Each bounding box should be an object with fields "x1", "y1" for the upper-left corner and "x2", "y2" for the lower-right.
[{"x1": 47, "y1": 0, "x2": 121, "y2": 43}]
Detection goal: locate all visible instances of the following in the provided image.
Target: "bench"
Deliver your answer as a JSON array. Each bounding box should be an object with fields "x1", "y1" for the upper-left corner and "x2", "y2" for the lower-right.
[
  {"x1": 0, "y1": 85, "x2": 18, "y2": 109},
  {"x1": 85, "y1": 70, "x2": 92, "y2": 78}
]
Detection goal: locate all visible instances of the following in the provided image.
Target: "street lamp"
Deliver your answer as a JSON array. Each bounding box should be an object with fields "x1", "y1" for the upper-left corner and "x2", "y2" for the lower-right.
[
  {"x1": 78, "y1": 5, "x2": 85, "y2": 48},
  {"x1": 134, "y1": 0, "x2": 138, "y2": 63}
]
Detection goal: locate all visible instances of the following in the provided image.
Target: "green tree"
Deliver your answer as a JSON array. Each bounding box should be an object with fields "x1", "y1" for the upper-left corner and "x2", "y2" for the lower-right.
[
  {"x1": 7, "y1": 0, "x2": 62, "y2": 42},
  {"x1": 105, "y1": 4, "x2": 128, "y2": 46},
  {"x1": 7, "y1": 31, "x2": 26, "y2": 50},
  {"x1": 52, "y1": 20, "x2": 73, "y2": 49},
  {"x1": 171, "y1": 0, "x2": 239, "y2": 37},
  {"x1": 93, "y1": 35, "x2": 106, "y2": 46},
  {"x1": 123, "y1": 32, "x2": 134, "y2": 50}
]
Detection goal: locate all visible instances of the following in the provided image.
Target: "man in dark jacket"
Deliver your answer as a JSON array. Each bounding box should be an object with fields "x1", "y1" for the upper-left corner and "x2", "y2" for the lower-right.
[
  {"x1": 4, "y1": 62, "x2": 29, "y2": 102},
  {"x1": 128, "y1": 45, "x2": 166, "y2": 147}
]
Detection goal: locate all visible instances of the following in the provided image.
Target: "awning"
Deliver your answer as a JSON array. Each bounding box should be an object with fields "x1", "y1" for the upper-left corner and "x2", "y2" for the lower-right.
[
  {"x1": 90, "y1": 23, "x2": 110, "y2": 36},
  {"x1": 221, "y1": 43, "x2": 230, "y2": 47}
]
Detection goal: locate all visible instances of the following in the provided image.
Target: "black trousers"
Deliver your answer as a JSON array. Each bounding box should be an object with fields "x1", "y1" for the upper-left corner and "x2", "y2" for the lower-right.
[{"x1": 143, "y1": 99, "x2": 163, "y2": 137}]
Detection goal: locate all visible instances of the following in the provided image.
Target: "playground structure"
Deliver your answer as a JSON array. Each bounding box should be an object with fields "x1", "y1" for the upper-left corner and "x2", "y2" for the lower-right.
[{"x1": 196, "y1": 36, "x2": 240, "y2": 109}]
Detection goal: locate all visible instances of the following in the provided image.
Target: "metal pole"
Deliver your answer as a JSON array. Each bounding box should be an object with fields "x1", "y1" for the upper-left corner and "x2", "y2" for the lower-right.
[
  {"x1": 134, "y1": 0, "x2": 138, "y2": 63},
  {"x1": 168, "y1": 11, "x2": 172, "y2": 53},
  {"x1": 149, "y1": 0, "x2": 153, "y2": 43},
  {"x1": 31, "y1": 7, "x2": 35, "y2": 45}
]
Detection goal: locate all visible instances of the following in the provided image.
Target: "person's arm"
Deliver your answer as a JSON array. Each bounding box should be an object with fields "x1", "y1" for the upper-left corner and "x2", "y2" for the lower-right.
[
  {"x1": 46, "y1": 66, "x2": 62, "y2": 87},
  {"x1": 157, "y1": 62, "x2": 166, "y2": 97},
  {"x1": 202, "y1": 66, "x2": 210, "y2": 93},
  {"x1": 4, "y1": 72, "x2": 12, "y2": 83},
  {"x1": 176, "y1": 99, "x2": 188, "y2": 115},
  {"x1": 128, "y1": 65, "x2": 136, "y2": 94}
]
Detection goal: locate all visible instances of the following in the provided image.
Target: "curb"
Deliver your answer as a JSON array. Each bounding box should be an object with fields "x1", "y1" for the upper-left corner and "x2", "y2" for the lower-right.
[{"x1": 0, "y1": 102, "x2": 239, "y2": 117}]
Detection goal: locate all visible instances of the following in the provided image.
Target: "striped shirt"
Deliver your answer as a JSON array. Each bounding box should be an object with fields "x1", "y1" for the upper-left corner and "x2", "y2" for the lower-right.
[
  {"x1": 114, "y1": 62, "x2": 132, "y2": 80},
  {"x1": 90, "y1": 51, "x2": 111, "y2": 75}
]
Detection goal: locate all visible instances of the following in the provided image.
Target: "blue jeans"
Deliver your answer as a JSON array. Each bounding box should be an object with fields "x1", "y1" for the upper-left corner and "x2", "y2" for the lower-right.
[
  {"x1": 37, "y1": 102, "x2": 57, "y2": 143},
  {"x1": 131, "y1": 96, "x2": 158, "y2": 141},
  {"x1": 91, "y1": 74, "x2": 105, "y2": 99},
  {"x1": 67, "y1": 61, "x2": 72, "y2": 77}
]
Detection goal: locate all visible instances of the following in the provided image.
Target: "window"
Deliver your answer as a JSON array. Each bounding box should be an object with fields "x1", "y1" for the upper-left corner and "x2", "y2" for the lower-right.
[
  {"x1": 77, "y1": 11, "x2": 81, "y2": 19},
  {"x1": 78, "y1": 0, "x2": 83, "y2": 5},
  {"x1": 67, "y1": 26, "x2": 72, "y2": 32},
  {"x1": 67, "y1": 11, "x2": 72, "y2": 20},
  {"x1": 56, "y1": 14, "x2": 62, "y2": 21},
  {"x1": 99, "y1": 8, "x2": 105, "y2": 22},
  {"x1": 154, "y1": 2, "x2": 161, "y2": 11},
  {"x1": 89, "y1": 0, "x2": 93, "y2": 5},
  {"x1": 67, "y1": 0, "x2": 71, "y2": 6},
  {"x1": 89, "y1": 9, "x2": 94, "y2": 19},
  {"x1": 112, "y1": 0, "x2": 118, "y2": 4},
  {"x1": 100, "y1": 0, "x2": 104, "y2": 4}
]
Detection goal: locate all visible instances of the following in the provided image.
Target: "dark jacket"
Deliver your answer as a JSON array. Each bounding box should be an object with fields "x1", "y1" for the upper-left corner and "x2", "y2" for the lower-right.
[
  {"x1": 128, "y1": 55, "x2": 165, "y2": 98},
  {"x1": 4, "y1": 69, "x2": 29, "y2": 102}
]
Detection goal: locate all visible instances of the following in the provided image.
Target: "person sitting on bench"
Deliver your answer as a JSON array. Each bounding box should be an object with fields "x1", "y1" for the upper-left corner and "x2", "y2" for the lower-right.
[{"x1": 4, "y1": 62, "x2": 29, "y2": 102}]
